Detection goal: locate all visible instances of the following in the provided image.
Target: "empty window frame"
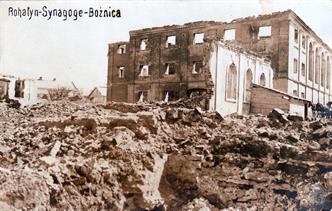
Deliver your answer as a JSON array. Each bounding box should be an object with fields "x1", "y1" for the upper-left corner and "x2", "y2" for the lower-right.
[
  {"x1": 165, "y1": 35, "x2": 176, "y2": 48},
  {"x1": 163, "y1": 90, "x2": 176, "y2": 102},
  {"x1": 259, "y1": 73, "x2": 266, "y2": 86},
  {"x1": 308, "y1": 43, "x2": 314, "y2": 81},
  {"x1": 301, "y1": 35, "x2": 306, "y2": 49},
  {"x1": 118, "y1": 66, "x2": 125, "y2": 78},
  {"x1": 165, "y1": 63, "x2": 176, "y2": 75},
  {"x1": 187, "y1": 89, "x2": 207, "y2": 98},
  {"x1": 294, "y1": 29, "x2": 299, "y2": 43},
  {"x1": 193, "y1": 33, "x2": 204, "y2": 44},
  {"x1": 192, "y1": 61, "x2": 203, "y2": 74},
  {"x1": 258, "y1": 26, "x2": 271, "y2": 38},
  {"x1": 293, "y1": 58, "x2": 298, "y2": 74},
  {"x1": 139, "y1": 39, "x2": 148, "y2": 50},
  {"x1": 137, "y1": 91, "x2": 148, "y2": 102},
  {"x1": 139, "y1": 65, "x2": 149, "y2": 76},
  {"x1": 14, "y1": 80, "x2": 25, "y2": 98},
  {"x1": 301, "y1": 63, "x2": 305, "y2": 77},
  {"x1": 226, "y1": 63, "x2": 237, "y2": 100},
  {"x1": 117, "y1": 44, "x2": 126, "y2": 54},
  {"x1": 244, "y1": 69, "x2": 253, "y2": 103},
  {"x1": 224, "y1": 29, "x2": 236, "y2": 41}
]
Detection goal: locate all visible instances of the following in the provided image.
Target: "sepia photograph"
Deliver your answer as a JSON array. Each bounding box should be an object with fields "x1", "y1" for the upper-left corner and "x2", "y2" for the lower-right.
[{"x1": 0, "y1": 0, "x2": 332, "y2": 210}]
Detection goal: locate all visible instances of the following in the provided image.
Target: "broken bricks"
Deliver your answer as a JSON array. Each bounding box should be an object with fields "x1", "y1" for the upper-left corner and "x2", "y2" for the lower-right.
[{"x1": 0, "y1": 101, "x2": 332, "y2": 210}]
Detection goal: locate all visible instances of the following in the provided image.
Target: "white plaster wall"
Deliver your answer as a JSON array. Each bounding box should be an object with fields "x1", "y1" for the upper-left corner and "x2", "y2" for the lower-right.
[
  {"x1": 305, "y1": 86, "x2": 312, "y2": 101},
  {"x1": 210, "y1": 42, "x2": 273, "y2": 116},
  {"x1": 24, "y1": 80, "x2": 39, "y2": 103},
  {"x1": 299, "y1": 84, "x2": 305, "y2": 98},
  {"x1": 288, "y1": 80, "x2": 298, "y2": 96},
  {"x1": 307, "y1": 37, "x2": 315, "y2": 86},
  {"x1": 289, "y1": 104, "x2": 304, "y2": 116},
  {"x1": 319, "y1": 92, "x2": 324, "y2": 103},
  {"x1": 6, "y1": 78, "x2": 46, "y2": 105},
  {"x1": 287, "y1": 24, "x2": 332, "y2": 105},
  {"x1": 324, "y1": 93, "x2": 328, "y2": 103},
  {"x1": 209, "y1": 44, "x2": 239, "y2": 116},
  {"x1": 299, "y1": 31, "x2": 307, "y2": 84},
  {"x1": 216, "y1": 46, "x2": 239, "y2": 116},
  {"x1": 7, "y1": 78, "x2": 16, "y2": 99},
  {"x1": 313, "y1": 90, "x2": 319, "y2": 104}
]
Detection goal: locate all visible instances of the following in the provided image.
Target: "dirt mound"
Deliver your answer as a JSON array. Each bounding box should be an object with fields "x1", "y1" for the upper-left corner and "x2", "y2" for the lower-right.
[{"x1": 0, "y1": 101, "x2": 331, "y2": 210}]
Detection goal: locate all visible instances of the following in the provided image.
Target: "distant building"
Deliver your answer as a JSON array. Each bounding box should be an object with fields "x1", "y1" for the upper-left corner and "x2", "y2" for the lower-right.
[
  {"x1": 0, "y1": 78, "x2": 10, "y2": 100},
  {"x1": 1, "y1": 75, "x2": 80, "y2": 105},
  {"x1": 88, "y1": 87, "x2": 107, "y2": 104},
  {"x1": 107, "y1": 9, "x2": 331, "y2": 116}
]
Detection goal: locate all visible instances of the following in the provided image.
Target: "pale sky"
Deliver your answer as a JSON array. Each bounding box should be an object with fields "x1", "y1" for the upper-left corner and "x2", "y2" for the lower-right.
[{"x1": 0, "y1": 0, "x2": 331, "y2": 94}]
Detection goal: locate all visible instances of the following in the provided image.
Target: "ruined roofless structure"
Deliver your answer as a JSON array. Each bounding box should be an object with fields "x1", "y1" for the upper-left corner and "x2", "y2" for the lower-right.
[{"x1": 107, "y1": 10, "x2": 332, "y2": 112}]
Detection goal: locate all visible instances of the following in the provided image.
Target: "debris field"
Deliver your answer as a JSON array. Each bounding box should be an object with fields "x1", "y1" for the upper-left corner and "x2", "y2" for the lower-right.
[{"x1": 0, "y1": 101, "x2": 332, "y2": 210}]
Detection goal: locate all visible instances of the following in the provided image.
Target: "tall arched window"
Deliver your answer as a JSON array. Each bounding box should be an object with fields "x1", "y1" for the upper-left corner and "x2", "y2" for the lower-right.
[
  {"x1": 327, "y1": 57, "x2": 331, "y2": 89},
  {"x1": 315, "y1": 48, "x2": 320, "y2": 84},
  {"x1": 321, "y1": 53, "x2": 326, "y2": 87},
  {"x1": 260, "y1": 73, "x2": 266, "y2": 86},
  {"x1": 244, "y1": 69, "x2": 253, "y2": 102},
  {"x1": 308, "y1": 43, "x2": 314, "y2": 81},
  {"x1": 226, "y1": 63, "x2": 237, "y2": 100}
]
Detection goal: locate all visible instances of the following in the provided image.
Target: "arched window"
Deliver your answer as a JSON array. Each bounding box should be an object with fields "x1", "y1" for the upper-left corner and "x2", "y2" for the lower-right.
[
  {"x1": 244, "y1": 69, "x2": 253, "y2": 102},
  {"x1": 308, "y1": 43, "x2": 314, "y2": 81},
  {"x1": 226, "y1": 63, "x2": 237, "y2": 100},
  {"x1": 315, "y1": 48, "x2": 320, "y2": 84},
  {"x1": 246, "y1": 69, "x2": 253, "y2": 89},
  {"x1": 321, "y1": 53, "x2": 326, "y2": 87},
  {"x1": 327, "y1": 57, "x2": 331, "y2": 89},
  {"x1": 259, "y1": 73, "x2": 266, "y2": 86}
]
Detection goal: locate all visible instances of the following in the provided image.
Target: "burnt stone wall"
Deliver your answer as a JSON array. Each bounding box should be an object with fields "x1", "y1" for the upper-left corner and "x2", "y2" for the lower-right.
[
  {"x1": 108, "y1": 22, "x2": 221, "y2": 103},
  {"x1": 106, "y1": 10, "x2": 331, "y2": 104},
  {"x1": 107, "y1": 42, "x2": 130, "y2": 102}
]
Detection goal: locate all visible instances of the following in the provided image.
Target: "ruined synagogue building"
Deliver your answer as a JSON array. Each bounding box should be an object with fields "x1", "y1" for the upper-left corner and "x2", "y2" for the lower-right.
[
  {"x1": 2, "y1": 9, "x2": 332, "y2": 211},
  {"x1": 107, "y1": 10, "x2": 332, "y2": 116}
]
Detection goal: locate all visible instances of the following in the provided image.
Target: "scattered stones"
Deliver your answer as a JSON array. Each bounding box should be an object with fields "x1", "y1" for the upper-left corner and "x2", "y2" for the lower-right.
[
  {"x1": 268, "y1": 108, "x2": 289, "y2": 124},
  {"x1": 0, "y1": 101, "x2": 332, "y2": 210},
  {"x1": 310, "y1": 120, "x2": 323, "y2": 130},
  {"x1": 287, "y1": 113, "x2": 304, "y2": 122}
]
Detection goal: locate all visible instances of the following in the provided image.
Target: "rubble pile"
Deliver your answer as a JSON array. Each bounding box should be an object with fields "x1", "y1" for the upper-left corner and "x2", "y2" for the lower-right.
[{"x1": 0, "y1": 101, "x2": 332, "y2": 210}]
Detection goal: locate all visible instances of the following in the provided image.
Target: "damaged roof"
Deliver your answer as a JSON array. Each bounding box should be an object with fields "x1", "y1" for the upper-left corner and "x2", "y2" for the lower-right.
[
  {"x1": 126, "y1": 9, "x2": 331, "y2": 51},
  {"x1": 129, "y1": 10, "x2": 292, "y2": 35}
]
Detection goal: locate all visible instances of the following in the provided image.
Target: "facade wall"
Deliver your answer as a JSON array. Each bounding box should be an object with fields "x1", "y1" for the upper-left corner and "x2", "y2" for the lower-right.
[
  {"x1": 107, "y1": 23, "x2": 220, "y2": 103},
  {"x1": 4, "y1": 77, "x2": 79, "y2": 105},
  {"x1": 107, "y1": 42, "x2": 130, "y2": 102},
  {"x1": 209, "y1": 42, "x2": 273, "y2": 116},
  {"x1": 287, "y1": 16, "x2": 332, "y2": 105},
  {"x1": 107, "y1": 17, "x2": 282, "y2": 104},
  {"x1": 218, "y1": 12, "x2": 290, "y2": 80},
  {"x1": 107, "y1": 9, "x2": 331, "y2": 111}
]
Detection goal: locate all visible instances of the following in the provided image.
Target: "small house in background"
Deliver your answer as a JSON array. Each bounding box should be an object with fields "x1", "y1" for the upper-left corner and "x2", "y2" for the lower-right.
[
  {"x1": 88, "y1": 87, "x2": 107, "y2": 104},
  {"x1": 0, "y1": 78, "x2": 10, "y2": 100},
  {"x1": 1, "y1": 74, "x2": 81, "y2": 105},
  {"x1": 31, "y1": 78, "x2": 80, "y2": 101}
]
